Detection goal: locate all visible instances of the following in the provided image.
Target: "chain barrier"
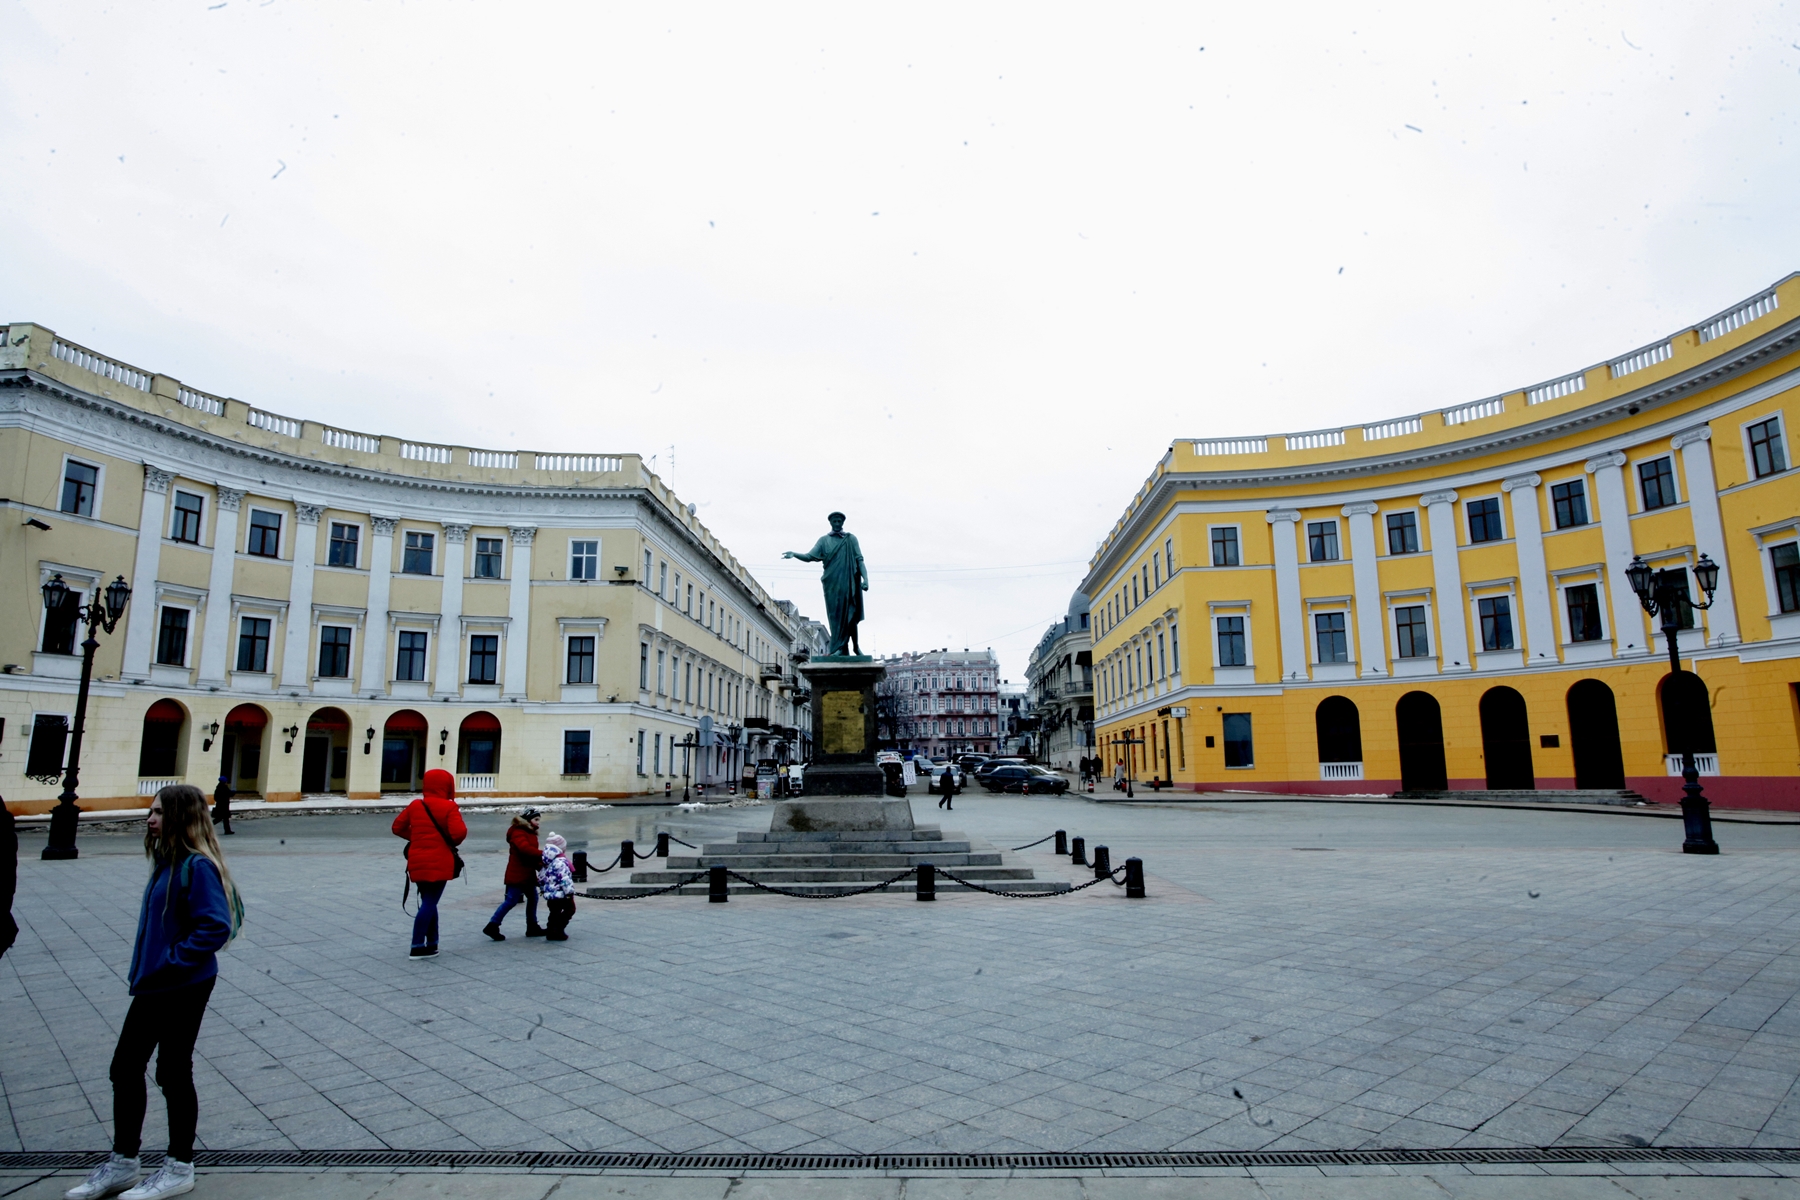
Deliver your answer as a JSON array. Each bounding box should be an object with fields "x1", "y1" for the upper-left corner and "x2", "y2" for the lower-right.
[
  {"x1": 583, "y1": 871, "x2": 708, "y2": 900},
  {"x1": 723, "y1": 868, "x2": 913, "y2": 898},
  {"x1": 1008, "y1": 832, "x2": 1059, "y2": 852},
  {"x1": 936, "y1": 865, "x2": 1126, "y2": 898},
  {"x1": 664, "y1": 835, "x2": 699, "y2": 849},
  {"x1": 584, "y1": 853, "x2": 624, "y2": 876}
]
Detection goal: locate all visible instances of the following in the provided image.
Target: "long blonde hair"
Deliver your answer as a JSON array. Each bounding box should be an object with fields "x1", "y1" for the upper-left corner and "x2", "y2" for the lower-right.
[{"x1": 147, "y1": 784, "x2": 245, "y2": 940}]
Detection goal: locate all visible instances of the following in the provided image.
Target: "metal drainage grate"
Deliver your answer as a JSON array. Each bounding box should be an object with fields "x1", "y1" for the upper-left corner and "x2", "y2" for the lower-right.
[{"x1": 3, "y1": 1147, "x2": 1799, "y2": 1172}]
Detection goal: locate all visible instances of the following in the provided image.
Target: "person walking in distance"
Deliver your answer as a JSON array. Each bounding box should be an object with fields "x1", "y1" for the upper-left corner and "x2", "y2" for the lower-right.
[
  {"x1": 537, "y1": 833, "x2": 577, "y2": 941},
  {"x1": 211, "y1": 775, "x2": 233, "y2": 836},
  {"x1": 66, "y1": 785, "x2": 243, "y2": 1200},
  {"x1": 391, "y1": 769, "x2": 467, "y2": 959},
  {"x1": 937, "y1": 764, "x2": 956, "y2": 810},
  {"x1": 483, "y1": 807, "x2": 544, "y2": 941}
]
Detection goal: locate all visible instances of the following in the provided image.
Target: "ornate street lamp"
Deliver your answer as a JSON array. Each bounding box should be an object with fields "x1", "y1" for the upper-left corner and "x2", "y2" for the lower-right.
[
  {"x1": 38, "y1": 573, "x2": 132, "y2": 860},
  {"x1": 1627, "y1": 553, "x2": 1721, "y2": 855},
  {"x1": 1108, "y1": 731, "x2": 1144, "y2": 799}
]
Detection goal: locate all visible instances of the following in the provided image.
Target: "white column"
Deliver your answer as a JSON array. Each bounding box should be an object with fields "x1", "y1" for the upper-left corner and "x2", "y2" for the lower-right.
[
  {"x1": 433, "y1": 524, "x2": 469, "y2": 697},
  {"x1": 1421, "y1": 489, "x2": 1471, "y2": 671},
  {"x1": 1266, "y1": 508, "x2": 1307, "y2": 681},
  {"x1": 196, "y1": 486, "x2": 244, "y2": 685},
  {"x1": 1342, "y1": 501, "x2": 1388, "y2": 678},
  {"x1": 1501, "y1": 473, "x2": 1558, "y2": 665},
  {"x1": 358, "y1": 516, "x2": 397, "y2": 694},
  {"x1": 1674, "y1": 426, "x2": 1740, "y2": 647},
  {"x1": 1586, "y1": 450, "x2": 1647, "y2": 656},
  {"x1": 279, "y1": 504, "x2": 322, "y2": 688},
  {"x1": 121, "y1": 465, "x2": 173, "y2": 682},
  {"x1": 503, "y1": 526, "x2": 536, "y2": 698}
]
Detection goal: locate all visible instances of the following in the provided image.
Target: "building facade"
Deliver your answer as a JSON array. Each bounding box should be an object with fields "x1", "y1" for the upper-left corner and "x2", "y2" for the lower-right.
[
  {"x1": 1087, "y1": 275, "x2": 1800, "y2": 809},
  {"x1": 875, "y1": 650, "x2": 1003, "y2": 758},
  {"x1": 1025, "y1": 592, "x2": 1094, "y2": 771},
  {"x1": 1, "y1": 322, "x2": 812, "y2": 812}
]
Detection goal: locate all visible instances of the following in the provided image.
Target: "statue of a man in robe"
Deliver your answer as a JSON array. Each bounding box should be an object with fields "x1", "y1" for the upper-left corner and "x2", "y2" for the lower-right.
[{"x1": 783, "y1": 512, "x2": 869, "y2": 656}]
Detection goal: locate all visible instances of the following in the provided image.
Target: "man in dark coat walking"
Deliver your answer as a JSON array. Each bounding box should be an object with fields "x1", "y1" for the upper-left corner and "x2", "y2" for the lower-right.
[{"x1": 212, "y1": 776, "x2": 234, "y2": 835}]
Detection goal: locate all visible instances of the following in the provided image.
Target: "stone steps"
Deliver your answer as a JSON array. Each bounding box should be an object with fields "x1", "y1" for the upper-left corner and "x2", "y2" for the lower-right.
[
  {"x1": 689, "y1": 839, "x2": 976, "y2": 856},
  {"x1": 667, "y1": 852, "x2": 1001, "y2": 870},
  {"x1": 587, "y1": 875, "x2": 1071, "y2": 897},
  {"x1": 734, "y1": 827, "x2": 947, "y2": 843},
  {"x1": 1392, "y1": 789, "x2": 1650, "y2": 805},
  {"x1": 622, "y1": 864, "x2": 1041, "y2": 884}
]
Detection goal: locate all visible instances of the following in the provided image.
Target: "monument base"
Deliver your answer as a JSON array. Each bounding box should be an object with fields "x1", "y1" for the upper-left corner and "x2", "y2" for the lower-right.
[
  {"x1": 769, "y1": 796, "x2": 914, "y2": 833},
  {"x1": 800, "y1": 763, "x2": 887, "y2": 798}
]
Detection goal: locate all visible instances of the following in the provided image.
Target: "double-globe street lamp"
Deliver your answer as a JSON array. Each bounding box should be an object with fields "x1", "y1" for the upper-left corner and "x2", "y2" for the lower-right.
[
  {"x1": 1626, "y1": 552, "x2": 1721, "y2": 856},
  {"x1": 37, "y1": 572, "x2": 133, "y2": 861}
]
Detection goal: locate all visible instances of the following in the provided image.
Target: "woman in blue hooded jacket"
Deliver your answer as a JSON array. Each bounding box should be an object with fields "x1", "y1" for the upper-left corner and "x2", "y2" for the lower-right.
[{"x1": 65, "y1": 785, "x2": 242, "y2": 1200}]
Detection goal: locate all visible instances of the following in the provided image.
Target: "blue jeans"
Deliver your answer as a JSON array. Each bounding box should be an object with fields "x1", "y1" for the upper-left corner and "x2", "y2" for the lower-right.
[
  {"x1": 489, "y1": 885, "x2": 538, "y2": 929},
  {"x1": 411, "y1": 880, "x2": 446, "y2": 949}
]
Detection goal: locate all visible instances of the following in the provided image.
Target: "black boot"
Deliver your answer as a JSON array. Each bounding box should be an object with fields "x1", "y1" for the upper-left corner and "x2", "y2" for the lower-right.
[{"x1": 482, "y1": 923, "x2": 505, "y2": 941}]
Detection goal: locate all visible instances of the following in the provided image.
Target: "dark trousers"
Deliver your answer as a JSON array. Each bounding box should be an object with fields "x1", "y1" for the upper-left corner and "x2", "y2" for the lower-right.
[
  {"x1": 938, "y1": 787, "x2": 954, "y2": 809},
  {"x1": 213, "y1": 800, "x2": 232, "y2": 834},
  {"x1": 489, "y1": 885, "x2": 539, "y2": 928},
  {"x1": 545, "y1": 896, "x2": 575, "y2": 936},
  {"x1": 411, "y1": 880, "x2": 446, "y2": 949},
  {"x1": 110, "y1": 977, "x2": 216, "y2": 1162}
]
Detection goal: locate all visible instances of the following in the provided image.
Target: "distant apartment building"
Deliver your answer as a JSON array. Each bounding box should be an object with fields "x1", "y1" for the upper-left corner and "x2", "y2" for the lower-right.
[
  {"x1": 1026, "y1": 592, "x2": 1094, "y2": 771},
  {"x1": 876, "y1": 649, "x2": 1002, "y2": 758}
]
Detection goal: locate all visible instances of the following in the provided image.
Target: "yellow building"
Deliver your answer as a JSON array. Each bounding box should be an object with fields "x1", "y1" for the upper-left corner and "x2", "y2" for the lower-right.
[{"x1": 1087, "y1": 276, "x2": 1800, "y2": 811}]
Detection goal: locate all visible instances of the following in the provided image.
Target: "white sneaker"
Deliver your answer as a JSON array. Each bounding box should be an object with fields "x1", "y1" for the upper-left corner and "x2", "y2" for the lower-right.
[
  {"x1": 64, "y1": 1154, "x2": 140, "y2": 1200},
  {"x1": 119, "y1": 1160, "x2": 194, "y2": 1200}
]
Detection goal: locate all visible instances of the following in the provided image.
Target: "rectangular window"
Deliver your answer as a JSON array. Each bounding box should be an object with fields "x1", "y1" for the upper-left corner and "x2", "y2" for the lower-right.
[
  {"x1": 1395, "y1": 605, "x2": 1430, "y2": 658},
  {"x1": 1467, "y1": 497, "x2": 1504, "y2": 543},
  {"x1": 673, "y1": 573, "x2": 682, "y2": 605},
  {"x1": 1549, "y1": 480, "x2": 1588, "y2": 529},
  {"x1": 42, "y1": 588, "x2": 79, "y2": 654},
  {"x1": 563, "y1": 730, "x2": 591, "y2": 775},
  {"x1": 170, "y1": 491, "x2": 203, "y2": 543},
  {"x1": 474, "y1": 537, "x2": 503, "y2": 578},
  {"x1": 396, "y1": 630, "x2": 428, "y2": 681},
  {"x1": 639, "y1": 643, "x2": 650, "y2": 689},
  {"x1": 1165, "y1": 537, "x2": 1175, "y2": 573},
  {"x1": 1639, "y1": 457, "x2": 1678, "y2": 510},
  {"x1": 1386, "y1": 511, "x2": 1419, "y2": 555},
  {"x1": 1478, "y1": 596, "x2": 1515, "y2": 651},
  {"x1": 247, "y1": 510, "x2": 282, "y2": 557},
  {"x1": 1216, "y1": 616, "x2": 1246, "y2": 666},
  {"x1": 61, "y1": 460, "x2": 98, "y2": 516},
  {"x1": 1774, "y1": 543, "x2": 1800, "y2": 614},
  {"x1": 1668, "y1": 571, "x2": 1696, "y2": 629},
  {"x1": 567, "y1": 636, "x2": 595, "y2": 684},
  {"x1": 317, "y1": 625, "x2": 352, "y2": 677},
  {"x1": 659, "y1": 561, "x2": 668, "y2": 597},
  {"x1": 686, "y1": 583, "x2": 694, "y2": 614},
  {"x1": 27, "y1": 714, "x2": 69, "y2": 778},
  {"x1": 570, "y1": 539, "x2": 598, "y2": 580},
  {"x1": 156, "y1": 608, "x2": 189, "y2": 666},
  {"x1": 328, "y1": 522, "x2": 360, "y2": 567},
  {"x1": 1307, "y1": 520, "x2": 1340, "y2": 562},
  {"x1": 469, "y1": 634, "x2": 499, "y2": 684},
  {"x1": 1314, "y1": 612, "x2": 1349, "y2": 663},
  {"x1": 1157, "y1": 632, "x2": 1167, "y2": 677},
  {"x1": 654, "y1": 732, "x2": 663, "y2": 774},
  {"x1": 403, "y1": 531, "x2": 434, "y2": 574},
  {"x1": 236, "y1": 617, "x2": 272, "y2": 672},
  {"x1": 1749, "y1": 416, "x2": 1787, "y2": 478},
  {"x1": 657, "y1": 649, "x2": 667, "y2": 693},
  {"x1": 1566, "y1": 584, "x2": 1602, "y2": 642},
  {"x1": 1131, "y1": 577, "x2": 1139, "y2": 607},
  {"x1": 1170, "y1": 624, "x2": 1179, "y2": 672},
  {"x1": 1222, "y1": 713, "x2": 1254, "y2": 768},
  {"x1": 1153, "y1": 553, "x2": 1161, "y2": 588},
  {"x1": 636, "y1": 730, "x2": 646, "y2": 774}
]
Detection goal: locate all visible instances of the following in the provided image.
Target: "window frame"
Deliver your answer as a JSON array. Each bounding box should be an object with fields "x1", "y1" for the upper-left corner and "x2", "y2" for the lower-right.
[
  {"x1": 316, "y1": 624, "x2": 354, "y2": 678},
  {"x1": 1312, "y1": 609, "x2": 1350, "y2": 664},
  {"x1": 1209, "y1": 524, "x2": 1241, "y2": 567},
  {"x1": 169, "y1": 490, "x2": 204, "y2": 544},
  {"x1": 59, "y1": 456, "x2": 102, "y2": 518},
  {"x1": 245, "y1": 507, "x2": 284, "y2": 559},
  {"x1": 236, "y1": 615, "x2": 273, "y2": 673},
  {"x1": 1549, "y1": 478, "x2": 1589, "y2": 530},
  {"x1": 401, "y1": 529, "x2": 436, "y2": 575},
  {"x1": 1306, "y1": 520, "x2": 1341, "y2": 563},
  {"x1": 1558, "y1": 578, "x2": 1607, "y2": 645},
  {"x1": 1215, "y1": 614, "x2": 1248, "y2": 667},
  {"x1": 1744, "y1": 413, "x2": 1789, "y2": 481},
  {"x1": 566, "y1": 634, "x2": 596, "y2": 685},
  {"x1": 1222, "y1": 712, "x2": 1254, "y2": 769},
  {"x1": 327, "y1": 520, "x2": 362, "y2": 569},
  {"x1": 569, "y1": 538, "x2": 599, "y2": 581},
  {"x1": 1385, "y1": 509, "x2": 1421, "y2": 555},
  {"x1": 468, "y1": 633, "x2": 500, "y2": 685},
  {"x1": 1476, "y1": 594, "x2": 1516, "y2": 652},
  {"x1": 155, "y1": 606, "x2": 192, "y2": 667},
  {"x1": 562, "y1": 728, "x2": 592, "y2": 776},
  {"x1": 395, "y1": 629, "x2": 430, "y2": 682},
  {"x1": 1465, "y1": 496, "x2": 1505, "y2": 544},
  {"x1": 1636, "y1": 456, "x2": 1680, "y2": 511}
]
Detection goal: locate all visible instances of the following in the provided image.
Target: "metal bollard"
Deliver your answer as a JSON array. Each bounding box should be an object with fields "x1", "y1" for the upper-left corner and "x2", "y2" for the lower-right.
[
  {"x1": 621, "y1": 839, "x2": 637, "y2": 868},
  {"x1": 571, "y1": 850, "x2": 589, "y2": 883},
  {"x1": 1125, "y1": 857, "x2": 1146, "y2": 898},
  {"x1": 1092, "y1": 844, "x2": 1111, "y2": 879},
  {"x1": 1054, "y1": 830, "x2": 1068, "y2": 856},
  {"x1": 1071, "y1": 836, "x2": 1087, "y2": 866},
  {"x1": 709, "y1": 865, "x2": 728, "y2": 902},
  {"x1": 916, "y1": 862, "x2": 936, "y2": 901},
  {"x1": 656, "y1": 832, "x2": 670, "y2": 857}
]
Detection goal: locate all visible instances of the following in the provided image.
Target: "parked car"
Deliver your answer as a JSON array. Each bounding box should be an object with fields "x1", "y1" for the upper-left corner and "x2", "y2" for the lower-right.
[
  {"x1": 980, "y1": 764, "x2": 1069, "y2": 795},
  {"x1": 955, "y1": 753, "x2": 989, "y2": 771},
  {"x1": 973, "y1": 757, "x2": 1026, "y2": 783}
]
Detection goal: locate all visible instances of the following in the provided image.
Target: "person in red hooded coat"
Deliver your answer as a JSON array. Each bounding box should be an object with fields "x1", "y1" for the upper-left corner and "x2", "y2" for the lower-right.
[{"x1": 391, "y1": 770, "x2": 467, "y2": 959}]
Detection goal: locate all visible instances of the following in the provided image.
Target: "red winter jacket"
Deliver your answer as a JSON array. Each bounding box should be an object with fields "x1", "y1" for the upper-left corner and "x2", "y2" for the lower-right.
[
  {"x1": 503, "y1": 818, "x2": 542, "y2": 887},
  {"x1": 391, "y1": 770, "x2": 468, "y2": 883}
]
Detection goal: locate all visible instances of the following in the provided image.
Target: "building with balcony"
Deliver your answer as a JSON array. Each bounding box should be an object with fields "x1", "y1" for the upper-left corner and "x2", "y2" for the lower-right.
[
  {"x1": 1087, "y1": 275, "x2": 1800, "y2": 809},
  {"x1": 1025, "y1": 592, "x2": 1094, "y2": 772},
  {"x1": 875, "y1": 649, "x2": 1002, "y2": 758}
]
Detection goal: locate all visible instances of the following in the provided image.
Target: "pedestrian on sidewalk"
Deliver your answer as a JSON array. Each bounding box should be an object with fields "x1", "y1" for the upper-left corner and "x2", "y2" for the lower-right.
[
  {"x1": 391, "y1": 769, "x2": 467, "y2": 959},
  {"x1": 937, "y1": 765, "x2": 957, "y2": 810},
  {"x1": 211, "y1": 776, "x2": 233, "y2": 835},
  {"x1": 66, "y1": 785, "x2": 243, "y2": 1200},
  {"x1": 483, "y1": 806, "x2": 544, "y2": 941},
  {"x1": 537, "y1": 832, "x2": 577, "y2": 941}
]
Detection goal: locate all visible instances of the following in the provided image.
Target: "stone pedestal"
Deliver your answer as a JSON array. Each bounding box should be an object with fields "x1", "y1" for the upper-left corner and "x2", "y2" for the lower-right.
[
  {"x1": 798, "y1": 656, "x2": 885, "y2": 796},
  {"x1": 769, "y1": 797, "x2": 914, "y2": 834}
]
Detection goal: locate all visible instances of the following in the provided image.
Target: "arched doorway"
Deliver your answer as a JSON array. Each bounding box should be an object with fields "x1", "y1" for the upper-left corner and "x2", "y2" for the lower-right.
[
  {"x1": 458, "y1": 711, "x2": 502, "y2": 778},
  {"x1": 302, "y1": 707, "x2": 352, "y2": 794},
  {"x1": 221, "y1": 703, "x2": 269, "y2": 794},
  {"x1": 138, "y1": 699, "x2": 187, "y2": 779},
  {"x1": 1567, "y1": 679, "x2": 1625, "y2": 789},
  {"x1": 1396, "y1": 691, "x2": 1447, "y2": 792},
  {"x1": 1315, "y1": 696, "x2": 1362, "y2": 775},
  {"x1": 382, "y1": 709, "x2": 429, "y2": 791},
  {"x1": 1659, "y1": 671, "x2": 1717, "y2": 758},
  {"x1": 1479, "y1": 687, "x2": 1534, "y2": 789}
]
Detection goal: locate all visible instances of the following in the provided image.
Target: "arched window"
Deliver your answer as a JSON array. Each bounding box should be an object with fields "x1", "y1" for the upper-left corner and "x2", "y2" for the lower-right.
[
  {"x1": 1567, "y1": 679, "x2": 1625, "y2": 789},
  {"x1": 1658, "y1": 671, "x2": 1717, "y2": 756},
  {"x1": 1478, "y1": 686, "x2": 1534, "y2": 790},
  {"x1": 1314, "y1": 696, "x2": 1362, "y2": 764},
  {"x1": 1395, "y1": 692, "x2": 1447, "y2": 792},
  {"x1": 222, "y1": 703, "x2": 269, "y2": 792},
  {"x1": 459, "y1": 711, "x2": 502, "y2": 775},
  {"x1": 138, "y1": 699, "x2": 186, "y2": 777}
]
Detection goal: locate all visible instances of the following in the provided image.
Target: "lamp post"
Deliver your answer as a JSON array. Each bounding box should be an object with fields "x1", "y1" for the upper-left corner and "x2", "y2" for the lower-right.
[
  {"x1": 1626, "y1": 553, "x2": 1722, "y2": 855},
  {"x1": 675, "y1": 733, "x2": 697, "y2": 802},
  {"x1": 1109, "y1": 731, "x2": 1144, "y2": 799},
  {"x1": 38, "y1": 572, "x2": 132, "y2": 860}
]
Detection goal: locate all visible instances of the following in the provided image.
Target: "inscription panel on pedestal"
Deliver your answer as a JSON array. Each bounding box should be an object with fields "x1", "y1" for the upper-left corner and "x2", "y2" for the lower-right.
[{"x1": 821, "y1": 690, "x2": 866, "y2": 755}]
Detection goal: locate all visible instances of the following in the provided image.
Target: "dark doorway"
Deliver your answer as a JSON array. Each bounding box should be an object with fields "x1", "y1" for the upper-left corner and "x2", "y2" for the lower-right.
[
  {"x1": 1567, "y1": 679, "x2": 1626, "y2": 788},
  {"x1": 301, "y1": 737, "x2": 329, "y2": 792},
  {"x1": 1479, "y1": 687, "x2": 1535, "y2": 789},
  {"x1": 1659, "y1": 671, "x2": 1717, "y2": 756},
  {"x1": 382, "y1": 709, "x2": 428, "y2": 790},
  {"x1": 1396, "y1": 691, "x2": 1447, "y2": 791},
  {"x1": 221, "y1": 703, "x2": 267, "y2": 793},
  {"x1": 137, "y1": 699, "x2": 186, "y2": 777},
  {"x1": 458, "y1": 711, "x2": 503, "y2": 775},
  {"x1": 1315, "y1": 696, "x2": 1363, "y2": 764},
  {"x1": 305, "y1": 708, "x2": 351, "y2": 794}
]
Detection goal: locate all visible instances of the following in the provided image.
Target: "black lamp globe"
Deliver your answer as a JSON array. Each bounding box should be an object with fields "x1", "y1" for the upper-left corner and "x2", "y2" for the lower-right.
[
  {"x1": 1694, "y1": 554, "x2": 1720, "y2": 600},
  {"x1": 41, "y1": 572, "x2": 69, "y2": 612},
  {"x1": 104, "y1": 575, "x2": 132, "y2": 622},
  {"x1": 1626, "y1": 556, "x2": 1654, "y2": 603}
]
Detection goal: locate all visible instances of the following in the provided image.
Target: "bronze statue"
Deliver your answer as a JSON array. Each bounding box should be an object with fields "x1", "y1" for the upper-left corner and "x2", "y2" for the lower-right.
[{"x1": 784, "y1": 512, "x2": 868, "y2": 657}]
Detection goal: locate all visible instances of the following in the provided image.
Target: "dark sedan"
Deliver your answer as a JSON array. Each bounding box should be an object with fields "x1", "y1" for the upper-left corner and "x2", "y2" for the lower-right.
[{"x1": 980, "y1": 764, "x2": 1069, "y2": 795}]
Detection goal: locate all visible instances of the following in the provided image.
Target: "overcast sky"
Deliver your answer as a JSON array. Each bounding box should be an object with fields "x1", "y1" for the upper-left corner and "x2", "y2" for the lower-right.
[{"x1": 6, "y1": 2, "x2": 1800, "y2": 680}]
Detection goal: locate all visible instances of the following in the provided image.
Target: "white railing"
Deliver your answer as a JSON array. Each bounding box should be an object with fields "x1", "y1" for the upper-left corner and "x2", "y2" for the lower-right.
[
  {"x1": 1665, "y1": 753, "x2": 1720, "y2": 776},
  {"x1": 538, "y1": 454, "x2": 622, "y2": 472},
  {"x1": 1699, "y1": 290, "x2": 1779, "y2": 342},
  {"x1": 137, "y1": 777, "x2": 180, "y2": 796},
  {"x1": 1285, "y1": 428, "x2": 1346, "y2": 451},
  {"x1": 400, "y1": 441, "x2": 452, "y2": 464},
  {"x1": 457, "y1": 774, "x2": 496, "y2": 792},
  {"x1": 1442, "y1": 396, "x2": 1505, "y2": 426},
  {"x1": 177, "y1": 386, "x2": 226, "y2": 416},
  {"x1": 1363, "y1": 416, "x2": 1423, "y2": 441},
  {"x1": 1319, "y1": 762, "x2": 1364, "y2": 781},
  {"x1": 1527, "y1": 372, "x2": 1587, "y2": 405},
  {"x1": 53, "y1": 339, "x2": 152, "y2": 391},
  {"x1": 469, "y1": 449, "x2": 518, "y2": 469},
  {"x1": 1610, "y1": 341, "x2": 1672, "y2": 379},
  {"x1": 247, "y1": 408, "x2": 301, "y2": 438},
  {"x1": 1192, "y1": 437, "x2": 1268, "y2": 457},
  {"x1": 322, "y1": 427, "x2": 380, "y2": 453}
]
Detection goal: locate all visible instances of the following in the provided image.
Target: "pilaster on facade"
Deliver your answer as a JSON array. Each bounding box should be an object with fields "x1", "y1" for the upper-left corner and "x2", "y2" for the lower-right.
[{"x1": 1585, "y1": 450, "x2": 1648, "y2": 657}]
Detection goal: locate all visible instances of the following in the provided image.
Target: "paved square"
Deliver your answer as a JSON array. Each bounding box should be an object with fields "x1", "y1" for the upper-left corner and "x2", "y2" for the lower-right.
[{"x1": 4, "y1": 796, "x2": 1799, "y2": 1156}]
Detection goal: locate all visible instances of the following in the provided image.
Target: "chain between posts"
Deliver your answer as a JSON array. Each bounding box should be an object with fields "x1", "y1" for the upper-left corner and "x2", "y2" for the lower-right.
[
  {"x1": 723, "y1": 868, "x2": 913, "y2": 898},
  {"x1": 1008, "y1": 832, "x2": 1059, "y2": 851},
  {"x1": 582, "y1": 871, "x2": 708, "y2": 899},
  {"x1": 936, "y1": 865, "x2": 1127, "y2": 898}
]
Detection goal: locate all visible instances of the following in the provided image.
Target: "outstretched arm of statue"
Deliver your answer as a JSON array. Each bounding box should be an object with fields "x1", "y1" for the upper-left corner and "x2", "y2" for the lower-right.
[{"x1": 783, "y1": 550, "x2": 818, "y2": 562}]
